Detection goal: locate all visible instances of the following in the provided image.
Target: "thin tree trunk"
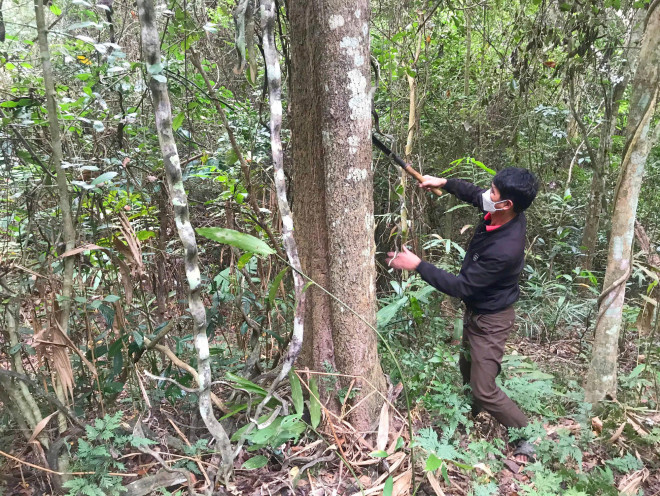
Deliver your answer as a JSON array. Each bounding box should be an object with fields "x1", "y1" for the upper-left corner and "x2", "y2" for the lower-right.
[
  {"x1": 136, "y1": 0, "x2": 234, "y2": 480},
  {"x1": 585, "y1": 3, "x2": 660, "y2": 404},
  {"x1": 580, "y1": 11, "x2": 645, "y2": 271},
  {"x1": 401, "y1": 20, "x2": 423, "y2": 274},
  {"x1": 34, "y1": 0, "x2": 75, "y2": 477}
]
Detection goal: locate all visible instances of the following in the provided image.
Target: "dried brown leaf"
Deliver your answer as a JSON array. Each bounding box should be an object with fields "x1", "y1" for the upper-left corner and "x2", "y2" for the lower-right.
[
  {"x1": 608, "y1": 421, "x2": 626, "y2": 443},
  {"x1": 591, "y1": 416, "x2": 603, "y2": 434},
  {"x1": 28, "y1": 411, "x2": 58, "y2": 445},
  {"x1": 376, "y1": 401, "x2": 389, "y2": 452},
  {"x1": 392, "y1": 469, "x2": 412, "y2": 496},
  {"x1": 618, "y1": 468, "x2": 649, "y2": 495},
  {"x1": 426, "y1": 472, "x2": 446, "y2": 496}
]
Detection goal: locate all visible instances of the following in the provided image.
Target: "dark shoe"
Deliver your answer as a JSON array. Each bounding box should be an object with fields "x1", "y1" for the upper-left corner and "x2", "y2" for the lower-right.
[{"x1": 512, "y1": 440, "x2": 536, "y2": 463}]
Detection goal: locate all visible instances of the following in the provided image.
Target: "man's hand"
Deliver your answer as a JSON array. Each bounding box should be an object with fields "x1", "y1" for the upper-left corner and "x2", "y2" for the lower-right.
[
  {"x1": 419, "y1": 176, "x2": 447, "y2": 191},
  {"x1": 385, "y1": 246, "x2": 421, "y2": 271}
]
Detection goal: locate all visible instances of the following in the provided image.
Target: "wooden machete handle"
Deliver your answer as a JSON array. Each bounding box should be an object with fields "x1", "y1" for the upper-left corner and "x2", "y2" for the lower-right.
[{"x1": 403, "y1": 164, "x2": 444, "y2": 196}]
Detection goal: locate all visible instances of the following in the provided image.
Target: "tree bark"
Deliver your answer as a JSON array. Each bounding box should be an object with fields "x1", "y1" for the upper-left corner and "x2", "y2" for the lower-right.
[
  {"x1": 290, "y1": 0, "x2": 386, "y2": 431},
  {"x1": 136, "y1": 0, "x2": 233, "y2": 480},
  {"x1": 585, "y1": 3, "x2": 660, "y2": 404}
]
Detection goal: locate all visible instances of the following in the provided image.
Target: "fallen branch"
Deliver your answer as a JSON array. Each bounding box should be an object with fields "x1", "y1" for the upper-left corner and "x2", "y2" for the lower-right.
[{"x1": 0, "y1": 448, "x2": 137, "y2": 477}]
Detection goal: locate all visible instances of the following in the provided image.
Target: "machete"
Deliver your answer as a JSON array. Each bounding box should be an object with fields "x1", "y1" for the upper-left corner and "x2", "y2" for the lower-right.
[{"x1": 372, "y1": 134, "x2": 443, "y2": 196}]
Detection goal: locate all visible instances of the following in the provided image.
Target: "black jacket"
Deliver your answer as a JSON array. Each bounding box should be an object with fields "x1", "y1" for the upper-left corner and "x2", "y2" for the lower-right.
[{"x1": 416, "y1": 178, "x2": 526, "y2": 314}]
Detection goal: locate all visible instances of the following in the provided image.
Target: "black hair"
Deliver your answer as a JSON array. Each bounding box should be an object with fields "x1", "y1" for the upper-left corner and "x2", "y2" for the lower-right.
[{"x1": 492, "y1": 167, "x2": 539, "y2": 213}]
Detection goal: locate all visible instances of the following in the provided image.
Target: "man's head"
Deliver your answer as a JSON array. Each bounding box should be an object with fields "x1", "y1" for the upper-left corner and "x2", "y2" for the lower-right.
[{"x1": 491, "y1": 168, "x2": 539, "y2": 213}]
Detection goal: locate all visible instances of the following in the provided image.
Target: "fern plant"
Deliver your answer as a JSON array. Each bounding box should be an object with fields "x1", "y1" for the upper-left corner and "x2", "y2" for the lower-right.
[{"x1": 63, "y1": 411, "x2": 156, "y2": 496}]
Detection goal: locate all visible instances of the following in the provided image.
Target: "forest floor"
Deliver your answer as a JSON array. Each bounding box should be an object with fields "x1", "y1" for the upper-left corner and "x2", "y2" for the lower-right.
[
  {"x1": 2, "y1": 333, "x2": 659, "y2": 495},
  {"x1": 212, "y1": 336, "x2": 660, "y2": 496}
]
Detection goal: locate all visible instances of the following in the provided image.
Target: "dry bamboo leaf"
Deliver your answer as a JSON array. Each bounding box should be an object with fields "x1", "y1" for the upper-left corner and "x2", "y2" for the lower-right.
[
  {"x1": 626, "y1": 416, "x2": 649, "y2": 436},
  {"x1": 376, "y1": 401, "x2": 389, "y2": 451},
  {"x1": 350, "y1": 470, "x2": 412, "y2": 496},
  {"x1": 53, "y1": 320, "x2": 98, "y2": 378},
  {"x1": 59, "y1": 243, "x2": 105, "y2": 258},
  {"x1": 474, "y1": 462, "x2": 494, "y2": 478},
  {"x1": 392, "y1": 468, "x2": 412, "y2": 496},
  {"x1": 426, "y1": 472, "x2": 446, "y2": 496},
  {"x1": 618, "y1": 468, "x2": 649, "y2": 495},
  {"x1": 27, "y1": 411, "x2": 58, "y2": 445},
  {"x1": 113, "y1": 236, "x2": 137, "y2": 266},
  {"x1": 608, "y1": 421, "x2": 626, "y2": 443}
]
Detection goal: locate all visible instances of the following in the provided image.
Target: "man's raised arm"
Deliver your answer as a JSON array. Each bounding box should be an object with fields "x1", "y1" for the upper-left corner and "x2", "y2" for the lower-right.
[{"x1": 419, "y1": 176, "x2": 485, "y2": 210}]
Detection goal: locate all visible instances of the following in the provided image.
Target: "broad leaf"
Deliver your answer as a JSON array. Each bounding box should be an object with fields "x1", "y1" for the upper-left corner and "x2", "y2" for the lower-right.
[
  {"x1": 289, "y1": 371, "x2": 304, "y2": 416},
  {"x1": 196, "y1": 227, "x2": 275, "y2": 257},
  {"x1": 268, "y1": 267, "x2": 289, "y2": 306},
  {"x1": 383, "y1": 476, "x2": 393, "y2": 496},
  {"x1": 242, "y1": 455, "x2": 268, "y2": 469},
  {"x1": 309, "y1": 376, "x2": 321, "y2": 429}
]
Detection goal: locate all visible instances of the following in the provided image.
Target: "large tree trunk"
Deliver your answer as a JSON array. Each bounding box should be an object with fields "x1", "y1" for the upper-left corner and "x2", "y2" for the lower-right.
[
  {"x1": 136, "y1": 0, "x2": 233, "y2": 480},
  {"x1": 585, "y1": 3, "x2": 660, "y2": 404},
  {"x1": 290, "y1": 0, "x2": 386, "y2": 432}
]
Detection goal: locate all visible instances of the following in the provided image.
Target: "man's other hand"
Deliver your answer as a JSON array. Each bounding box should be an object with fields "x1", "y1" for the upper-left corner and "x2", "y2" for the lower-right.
[
  {"x1": 386, "y1": 246, "x2": 421, "y2": 271},
  {"x1": 419, "y1": 176, "x2": 447, "y2": 191}
]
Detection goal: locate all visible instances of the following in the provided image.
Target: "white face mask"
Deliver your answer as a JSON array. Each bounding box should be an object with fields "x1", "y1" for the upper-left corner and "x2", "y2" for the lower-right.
[{"x1": 482, "y1": 189, "x2": 509, "y2": 213}]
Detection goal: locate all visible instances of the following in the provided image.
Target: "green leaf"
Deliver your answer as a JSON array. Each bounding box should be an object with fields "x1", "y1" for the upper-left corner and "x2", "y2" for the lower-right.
[
  {"x1": 268, "y1": 267, "x2": 289, "y2": 306},
  {"x1": 289, "y1": 371, "x2": 304, "y2": 416},
  {"x1": 225, "y1": 148, "x2": 239, "y2": 165},
  {"x1": 152, "y1": 74, "x2": 167, "y2": 83},
  {"x1": 626, "y1": 364, "x2": 645, "y2": 381},
  {"x1": 426, "y1": 453, "x2": 443, "y2": 472},
  {"x1": 196, "y1": 227, "x2": 275, "y2": 257},
  {"x1": 104, "y1": 295, "x2": 120, "y2": 302},
  {"x1": 237, "y1": 252, "x2": 253, "y2": 270},
  {"x1": 383, "y1": 476, "x2": 393, "y2": 496},
  {"x1": 242, "y1": 455, "x2": 268, "y2": 469},
  {"x1": 49, "y1": 4, "x2": 62, "y2": 15},
  {"x1": 369, "y1": 450, "x2": 389, "y2": 458},
  {"x1": 395, "y1": 437, "x2": 405, "y2": 451},
  {"x1": 309, "y1": 376, "x2": 321, "y2": 429},
  {"x1": 136, "y1": 230, "x2": 156, "y2": 241},
  {"x1": 468, "y1": 158, "x2": 496, "y2": 175},
  {"x1": 91, "y1": 171, "x2": 118, "y2": 186},
  {"x1": 147, "y1": 62, "x2": 164, "y2": 74},
  {"x1": 377, "y1": 297, "x2": 408, "y2": 328},
  {"x1": 131, "y1": 436, "x2": 158, "y2": 447},
  {"x1": 226, "y1": 372, "x2": 268, "y2": 396},
  {"x1": 172, "y1": 112, "x2": 185, "y2": 131},
  {"x1": 9, "y1": 343, "x2": 21, "y2": 355},
  {"x1": 132, "y1": 330, "x2": 144, "y2": 348}
]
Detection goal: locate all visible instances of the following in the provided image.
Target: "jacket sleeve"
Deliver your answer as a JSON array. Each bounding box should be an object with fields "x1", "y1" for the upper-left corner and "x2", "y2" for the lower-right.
[
  {"x1": 416, "y1": 255, "x2": 511, "y2": 299},
  {"x1": 443, "y1": 178, "x2": 486, "y2": 210}
]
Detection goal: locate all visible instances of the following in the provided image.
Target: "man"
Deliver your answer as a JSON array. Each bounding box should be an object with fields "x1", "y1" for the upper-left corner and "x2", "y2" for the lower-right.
[{"x1": 385, "y1": 167, "x2": 539, "y2": 463}]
